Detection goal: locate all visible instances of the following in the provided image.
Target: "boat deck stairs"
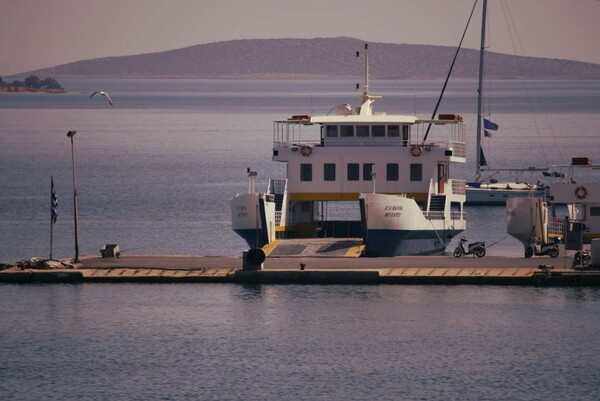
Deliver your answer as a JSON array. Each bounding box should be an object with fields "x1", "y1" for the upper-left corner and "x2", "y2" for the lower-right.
[
  {"x1": 263, "y1": 238, "x2": 364, "y2": 258},
  {"x1": 429, "y1": 195, "x2": 446, "y2": 211}
]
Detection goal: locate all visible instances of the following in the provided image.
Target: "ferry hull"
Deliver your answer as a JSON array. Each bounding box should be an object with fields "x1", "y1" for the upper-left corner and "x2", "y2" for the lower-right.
[
  {"x1": 364, "y1": 229, "x2": 462, "y2": 256},
  {"x1": 231, "y1": 192, "x2": 276, "y2": 248},
  {"x1": 232, "y1": 228, "x2": 265, "y2": 249},
  {"x1": 506, "y1": 197, "x2": 548, "y2": 248},
  {"x1": 360, "y1": 193, "x2": 465, "y2": 256}
]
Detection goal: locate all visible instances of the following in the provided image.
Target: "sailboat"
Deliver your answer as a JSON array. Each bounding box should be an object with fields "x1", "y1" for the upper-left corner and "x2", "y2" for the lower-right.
[{"x1": 464, "y1": 0, "x2": 549, "y2": 205}]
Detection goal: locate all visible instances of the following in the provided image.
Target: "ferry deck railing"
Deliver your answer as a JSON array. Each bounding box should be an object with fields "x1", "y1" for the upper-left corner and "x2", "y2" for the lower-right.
[
  {"x1": 548, "y1": 216, "x2": 565, "y2": 237},
  {"x1": 268, "y1": 178, "x2": 287, "y2": 227},
  {"x1": 273, "y1": 120, "x2": 467, "y2": 153},
  {"x1": 424, "y1": 178, "x2": 466, "y2": 221}
]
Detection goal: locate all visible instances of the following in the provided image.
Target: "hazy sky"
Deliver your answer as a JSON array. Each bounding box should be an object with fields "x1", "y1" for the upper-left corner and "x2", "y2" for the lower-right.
[{"x1": 1, "y1": 0, "x2": 599, "y2": 75}]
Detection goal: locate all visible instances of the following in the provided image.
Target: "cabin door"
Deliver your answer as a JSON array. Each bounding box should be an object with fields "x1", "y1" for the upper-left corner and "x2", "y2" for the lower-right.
[{"x1": 437, "y1": 163, "x2": 446, "y2": 194}]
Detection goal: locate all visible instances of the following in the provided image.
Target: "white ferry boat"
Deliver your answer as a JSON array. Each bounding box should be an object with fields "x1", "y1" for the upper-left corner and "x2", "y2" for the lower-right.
[
  {"x1": 231, "y1": 45, "x2": 467, "y2": 256},
  {"x1": 507, "y1": 159, "x2": 600, "y2": 253}
]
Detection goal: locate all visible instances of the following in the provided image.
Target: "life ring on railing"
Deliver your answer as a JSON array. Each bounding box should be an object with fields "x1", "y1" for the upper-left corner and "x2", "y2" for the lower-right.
[
  {"x1": 300, "y1": 145, "x2": 312, "y2": 157},
  {"x1": 410, "y1": 145, "x2": 423, "y2": 157},
  {"x1": 575, "y1": 186, "x2": 587, "y2": 199}
]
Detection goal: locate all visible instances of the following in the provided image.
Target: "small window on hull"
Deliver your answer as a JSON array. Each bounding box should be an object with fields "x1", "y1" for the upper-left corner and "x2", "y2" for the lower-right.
[
  {"x1": 348, "y1": 163, "x2": 359, "y2": 181},
  {"x1": 363, "y1": 163, "x2": 374, "y2": 181},
  {"x1": 301, "y1": 163, "x2": 312, "y2": 181},
  {"x1": 324, "y1": 163, "x2": 336, "y2": 181},
  {"x1": 387, "y1": 163, "x2": 399, "y2": 181}
]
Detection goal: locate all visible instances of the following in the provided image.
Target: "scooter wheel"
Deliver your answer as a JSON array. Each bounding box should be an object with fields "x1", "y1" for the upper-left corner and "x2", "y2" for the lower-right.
[
  {"x1": 548, "y1": 248, "x2": 559, "y2": 258},
  {"x1": 474, "y1": 247, "x2": 486, "y2": 258},
  {"x1": 453, "y1": 248, "x2": 462, "y2": 258},
  {"x1": 524, "y1": 247, "x2": 534, "y2": 258}
]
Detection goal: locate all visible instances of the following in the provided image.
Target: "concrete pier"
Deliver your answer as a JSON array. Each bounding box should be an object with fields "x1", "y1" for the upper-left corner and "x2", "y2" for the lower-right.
[{"x1": 1, "y1": 254, "x2": 599, "y2": 286}]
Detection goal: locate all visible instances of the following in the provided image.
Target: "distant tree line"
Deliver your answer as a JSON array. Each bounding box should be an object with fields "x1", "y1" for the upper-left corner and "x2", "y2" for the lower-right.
[{"x1": 0, "y1": 74, "x2": 64, "y2": 91}]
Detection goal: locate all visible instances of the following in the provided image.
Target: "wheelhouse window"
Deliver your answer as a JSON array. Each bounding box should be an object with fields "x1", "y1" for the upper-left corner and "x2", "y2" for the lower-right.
[
  {"x1": 324, "y1": 163, "x2": 336, "y2": 181},
  {"x1": 410, "y1": 163, "x2": 422, "y2": 181},
  {"x1": 300, "y1": 163, "x2": 312, "y2": 181},
  {"x1": 363, "y1": 163, "x2": 374, "y2": 181},
  {"x1": 387, "y1": 163, "x2": 399, "y2": 181},
  {"x1": 402, "y1": 125, "x2": 409, "y2": 146},
  {"x1": 372, "y1": 125, "x2": 385, "y2": 137},
  {"x1": 326, "y1": 125, "x2": 338, "y2": 137},
  {"x1": 356, "y1": 125, "x2": 369, "y2": 137},
  {"x1": 388, "y1": 125, "x2": 400, "y2": 137},
  {"x1": 347, "y1": 163, "x2": 359, "y2": 181},
  {"x1": 340, "y1": 125, "x2": 355, "y2": 137}
]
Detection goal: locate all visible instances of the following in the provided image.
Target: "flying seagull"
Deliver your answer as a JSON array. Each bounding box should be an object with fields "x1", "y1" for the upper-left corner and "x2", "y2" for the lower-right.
[{"x1": 90, "y1": 91, "x2": 113, "y2": 106}]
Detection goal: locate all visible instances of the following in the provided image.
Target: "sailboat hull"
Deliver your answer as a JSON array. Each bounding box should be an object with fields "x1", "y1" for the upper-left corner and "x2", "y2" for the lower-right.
[{"x1": 466, "y1": 185, "x2": 548, "y2": 205}]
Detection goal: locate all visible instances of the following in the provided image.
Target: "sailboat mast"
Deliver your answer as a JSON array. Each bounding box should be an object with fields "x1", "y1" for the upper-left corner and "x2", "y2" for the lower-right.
[
  {"x1": 363, "y1": 43, "x2": 369, "y2": 102},
  {"x1": 475, "y1": 0, "x2": 487, "y2": 182}
]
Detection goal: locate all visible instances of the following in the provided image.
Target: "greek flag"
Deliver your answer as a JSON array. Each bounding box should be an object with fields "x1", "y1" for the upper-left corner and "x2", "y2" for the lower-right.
[
  {"x1": 483, "y1": 118, "x2": 499, "y2": 131},
  {"x1": 51, "y1": 176, "x2": 58, "y2": 224}
]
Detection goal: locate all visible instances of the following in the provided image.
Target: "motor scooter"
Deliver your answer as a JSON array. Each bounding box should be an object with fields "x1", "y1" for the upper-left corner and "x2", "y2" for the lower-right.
[
  {"x1": 453, "y1": 237, "x2": 486, "y2": 258},
  {"x1": 572, "y1": 249, "x2": 591, "y2": 269},
  {"x1": 525, "y1": 237, "x2": 560, "y2": 258}
]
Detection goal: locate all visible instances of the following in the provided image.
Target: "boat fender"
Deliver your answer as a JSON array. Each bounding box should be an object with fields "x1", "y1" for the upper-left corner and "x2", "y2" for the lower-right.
[
  {"x1": 575, "y1": 186, "x2": 587, "y2": 199},
  {"x1": 300, "y1": 145, "x2": 312, "y2": 157},
  {"x1": 410, "y1": 145, "x2": 423, "y2": 157}
]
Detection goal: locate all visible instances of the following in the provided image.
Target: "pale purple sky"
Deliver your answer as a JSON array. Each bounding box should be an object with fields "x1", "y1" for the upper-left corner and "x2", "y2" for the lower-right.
[{"x1": 1, "y1": 0, "x2": 599, "y2": 76}]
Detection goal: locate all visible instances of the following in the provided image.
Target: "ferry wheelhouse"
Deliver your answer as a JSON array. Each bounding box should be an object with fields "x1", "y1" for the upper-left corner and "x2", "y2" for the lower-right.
[{"x1": 231, "y1": 46, "x2": 467, "y2": 256}]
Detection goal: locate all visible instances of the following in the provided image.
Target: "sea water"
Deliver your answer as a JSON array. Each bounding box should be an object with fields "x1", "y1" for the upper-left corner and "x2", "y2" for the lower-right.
[
  {"x1": 1, "y1": 79, "x2": 599, "y2": 400},
  {"x1": 1, "y1": 78, "x2": 598, "y2": 262},
  {"x1": 1, "y1": 284, "x2": 599, "y2": 401}
]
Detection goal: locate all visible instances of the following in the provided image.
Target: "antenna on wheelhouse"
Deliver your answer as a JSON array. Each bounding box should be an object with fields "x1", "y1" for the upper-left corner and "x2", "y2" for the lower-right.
[
  {"x1": 356, "y1": 43, "x2": 370, "y2": 103},
  {"x1": 355, "y1": 43, "x2": 380, "y2": 116},
  {"x1": 363, "y1": 43, "x2": 369, "y2": 102}
]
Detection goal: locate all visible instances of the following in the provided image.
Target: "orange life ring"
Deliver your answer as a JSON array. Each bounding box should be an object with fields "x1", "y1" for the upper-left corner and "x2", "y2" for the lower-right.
[
  {"x1": 575, "y1": 186, "x2": 587, "y2": 199},
  {"x1": 410, "y1": 145, "x2": 423, "y2": 157},
  {"x1": 300, "y1": 145, "x2": 312, "y2": 157}
]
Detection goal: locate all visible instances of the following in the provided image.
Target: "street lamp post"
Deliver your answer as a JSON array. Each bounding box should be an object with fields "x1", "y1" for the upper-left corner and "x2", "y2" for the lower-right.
[{"x1": 67, "y1": 130, "x2": 80, "y2": 263}]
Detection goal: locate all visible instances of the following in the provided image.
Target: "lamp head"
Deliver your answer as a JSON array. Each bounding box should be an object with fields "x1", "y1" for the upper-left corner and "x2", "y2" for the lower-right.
[{"x1": 66, "y1": 130, "x2": 77, "y2": 138}]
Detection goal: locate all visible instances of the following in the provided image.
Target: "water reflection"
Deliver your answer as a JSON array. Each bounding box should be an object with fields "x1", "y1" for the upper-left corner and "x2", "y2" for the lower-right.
[{"x1": 2, "y1": 284, "x2": 599, "y2": 401}]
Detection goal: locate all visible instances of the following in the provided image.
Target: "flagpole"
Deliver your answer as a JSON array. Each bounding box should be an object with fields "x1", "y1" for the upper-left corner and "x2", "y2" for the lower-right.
[
  {"x1": 50, "y1": 176, "x2": 54, "y2": 260},
  {"x1": 67, "y1": 130, "x2": 80, "y2": 263}
]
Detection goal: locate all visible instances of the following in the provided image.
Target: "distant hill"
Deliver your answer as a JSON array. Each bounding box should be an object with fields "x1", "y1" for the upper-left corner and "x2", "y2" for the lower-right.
[{"x1": 23, "y1": 37, "x2": 600, "y2": 80}]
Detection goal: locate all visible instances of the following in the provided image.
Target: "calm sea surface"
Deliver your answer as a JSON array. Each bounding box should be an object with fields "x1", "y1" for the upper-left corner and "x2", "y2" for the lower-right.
[
  {"x1": 1, "y1": 79, "x2": 599, "y2": 400},
  {"x1": 1, "y1": 284, "x2": 599, "y2": 401}
]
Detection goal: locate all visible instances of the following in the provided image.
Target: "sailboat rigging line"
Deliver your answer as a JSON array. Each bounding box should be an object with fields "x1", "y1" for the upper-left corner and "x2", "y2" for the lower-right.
[
  {"x1": 497, "y1": 0, "x2": 564, "y2": 165},
  {"x1": 423, "y1": 0, "x2": 478, "y2": 142},
  {"x1": 486, "y1": 234, "x2": 510, "y2": 248},
  {"x1": 427, "y1": 218, "x2": 451, "y2": 251}
]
